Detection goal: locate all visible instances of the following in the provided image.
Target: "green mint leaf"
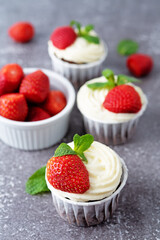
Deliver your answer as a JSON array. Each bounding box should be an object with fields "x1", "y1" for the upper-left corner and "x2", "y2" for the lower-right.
[
  {"x1": 117, "y1": 39, "x2": 139, "y2": 56},
  {"x1": 78, "y1": 152, "x2": 88, "y2": 163},
  {"x1": 102, "y1": 69, "x2": 115, "y2": 82},
  {"x1": 87, "y1": 82, "x2": 113, "y2": 90},
  {"x1": 70, "y1": 20, "x2": 81, "y2": 32},
  {"x1": 73, "y1": 134, "x2": 94, "y2": 155},
  {"x1": 81, "y1": 34, "x2": 100, "y2": 44},
  {"x1": 26, "y1": 166, "x2": 49, "y2": 195},
  {"x1": 117, "y1": 74, "x2": 140, "y2": 85},
  {"x1": 84, "y1": 24, "x2": 94, "y2": 33},
  {"x1": 54, "y1": 143, "x2": 77, "y2": 157}
]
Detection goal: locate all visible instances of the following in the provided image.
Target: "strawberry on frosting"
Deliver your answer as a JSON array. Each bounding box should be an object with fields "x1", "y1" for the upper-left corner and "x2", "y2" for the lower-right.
[
  {"x1": 50, "y1": 26, "x2": 77, "y2": 49},
  {"x1": 103, "y1": 85, "x2": 142, "y2": 113},
  {"x1": 46, "y1": 134, "x2": 93, "y2": 194}
]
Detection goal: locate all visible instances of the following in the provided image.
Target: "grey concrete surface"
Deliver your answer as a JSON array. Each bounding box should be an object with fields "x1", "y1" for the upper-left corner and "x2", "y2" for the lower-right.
[{"x1": 0, "y1": 0, "x2": 160, "y2": 239}]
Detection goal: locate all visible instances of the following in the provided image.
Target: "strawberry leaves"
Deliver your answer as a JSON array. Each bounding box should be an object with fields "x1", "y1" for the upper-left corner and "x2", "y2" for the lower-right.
[
  {"x1": 26, "y1": 166, "x2": 49, "y2": 195},
  {"x1": 87, "y1": 68, "x2": 140, "y2": 90},
  {"x1": 70, "y1": 20, "x2": 100, "y2": 44},
  {"x1": 54, "y1": 134, "x2": 94, "y2": 163}
]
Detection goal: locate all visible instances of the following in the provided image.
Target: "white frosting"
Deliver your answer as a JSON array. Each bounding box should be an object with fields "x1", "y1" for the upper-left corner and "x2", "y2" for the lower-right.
[
  {"x1": 77, "y1": 76, "x2": 148, "y2": 123},
  {"x1": 46, "y1": 141, "x2": 122, "y2": 202},
  {"x1": 48, "y1": 30, "x2": 106, "y2": 64}
]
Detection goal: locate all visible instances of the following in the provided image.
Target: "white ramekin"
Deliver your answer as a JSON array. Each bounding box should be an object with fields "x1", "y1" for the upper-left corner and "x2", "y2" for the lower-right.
[
  {"x1": 80, "y1": 100, "x2": 147, "y2": 145},
  {"x1": 46, "y1": 157, "x2": 128, "y2": 227},
  {"x1": 0, "y1": 68, "x2": 75, "y2": 150},
  {"x1": 48, "y1": 42, "x2": 108, "y2": 89}
]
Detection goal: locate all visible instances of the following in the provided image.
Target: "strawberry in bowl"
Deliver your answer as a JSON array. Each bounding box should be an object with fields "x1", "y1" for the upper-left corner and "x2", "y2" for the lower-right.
[{"x1": 0, "y1": 66, "x2": 75, "y2": 150}]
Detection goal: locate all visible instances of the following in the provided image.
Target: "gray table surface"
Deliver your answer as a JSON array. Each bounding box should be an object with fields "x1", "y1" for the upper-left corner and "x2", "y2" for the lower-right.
[{"x1": 0, "y1": 0, "x2": 160, "y2": 239}]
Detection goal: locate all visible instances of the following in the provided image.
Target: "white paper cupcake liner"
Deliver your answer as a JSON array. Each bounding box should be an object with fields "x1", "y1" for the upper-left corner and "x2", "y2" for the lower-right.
[
  {"x1": 48, "y1": 43, "x2": 108, "y2": 89},
  {"x1": 46, "y1": 158, "x2": 128, "y2": 227},
  {"x1": 0, "y1": 68, "x2": 75, "y2": 150},
  {"x1": 80, "y1": 99, "x2": 148, "y2": 145}
]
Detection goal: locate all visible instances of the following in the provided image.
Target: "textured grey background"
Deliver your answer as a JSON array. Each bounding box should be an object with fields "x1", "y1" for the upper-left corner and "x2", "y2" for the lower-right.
[{"x1": 0, "y1": 0, "x2": 160, "y2": 239}]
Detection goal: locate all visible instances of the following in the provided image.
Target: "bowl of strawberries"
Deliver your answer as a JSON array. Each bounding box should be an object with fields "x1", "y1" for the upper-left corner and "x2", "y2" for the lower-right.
[{"x1": 0, "y1": 64, "x2": 75, "y2": 150}]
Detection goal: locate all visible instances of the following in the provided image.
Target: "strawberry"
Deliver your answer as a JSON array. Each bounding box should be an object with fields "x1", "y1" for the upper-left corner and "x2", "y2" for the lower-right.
[
  {"x1": 103, "y1": 85, "x2": 142, "y2": 113},
  {"x1": 27, "y1": 106, "x2": 51, "y2": 122},
  {"x1": 50, "y1": 26, "x2": 77, "y2": 49},
  {"x1": 8, "y1": 22, "x2": 34, "y2": 43},
  {"x1": 42, "y1": 90, "x2": 66, "y2": 115},
  {"x1": 47, "y1": 155, "x2": 90, "y2": 194},
  {"x1": 127, "y1": 54, "x2": 153, "y2": 77},
  {"x1": 0, "y1": 93, "x2": 28, "y2": 121},
  {"x1": 0, "y1": 73, "x2": 6, "y2": 96},
  {"x1": 19, "y1": 70, "x2": 49, "y2": 104},
  {"x1": 0, "y1": 63, "x2": 24, "y2": 95}
]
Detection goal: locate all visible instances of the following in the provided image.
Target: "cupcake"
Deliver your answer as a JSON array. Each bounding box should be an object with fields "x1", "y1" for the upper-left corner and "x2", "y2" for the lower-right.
[
  {"x1": 77, "y1": 69, "x2": 148, "y2": 145},
  {"x1": 45, "y1": 134, "x2": 128, "y2": 226},
  {"x1": 48, "y1": 21, "x2": 107, "y2": 89}
]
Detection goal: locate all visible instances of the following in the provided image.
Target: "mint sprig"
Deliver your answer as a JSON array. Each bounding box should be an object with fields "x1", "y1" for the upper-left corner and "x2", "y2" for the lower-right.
[
  {"x1": 87, "y1": 68, "x2": 140, "y2": 90},
  {"x1": 54, "y1": 134, "x2": 94, "y2": 163},
  {"x1": 70, "y1": 20, "x2": 100, "y2": 44},
  {"x1": 117, "y1": 39, "x2": 139, "y2": 56},
  {"x1": 26, "y1": 166, "x2": 49, "y2": 195}
]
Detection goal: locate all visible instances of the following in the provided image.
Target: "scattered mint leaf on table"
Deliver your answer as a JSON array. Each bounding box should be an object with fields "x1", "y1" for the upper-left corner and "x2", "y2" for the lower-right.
[
  {"x1": 117, "y1": 39, "x2": 139, "y2": 56},
  {"x1": 26, "y1": 166, "x2": 49, "y2": 195}
]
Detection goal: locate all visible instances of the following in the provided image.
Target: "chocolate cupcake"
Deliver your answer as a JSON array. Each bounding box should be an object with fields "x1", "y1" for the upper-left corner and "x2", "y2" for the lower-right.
[{"x1": 48, "y1": 21, "x2": 107, "y2": 89}]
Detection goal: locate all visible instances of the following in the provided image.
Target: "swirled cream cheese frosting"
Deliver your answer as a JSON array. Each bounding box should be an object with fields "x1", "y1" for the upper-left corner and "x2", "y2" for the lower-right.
[
  {"x1": 77, "y1": 76, "x2": 148, "y2": 123},
  {"x1": 46, "y1": 141, "x2": 122, "y2": 202},
  {"x1": 48, "y1": 30, "x2": 106, "y2": 64}
]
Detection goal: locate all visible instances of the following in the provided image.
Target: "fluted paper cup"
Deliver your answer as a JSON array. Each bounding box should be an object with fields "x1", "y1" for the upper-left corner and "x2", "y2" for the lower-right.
[
  {"x1": 81, "y1": 100, "x2": 147, "y2": 145},
  {"x1": 0, "y1": 68, "x2": 75, "y2": 150},
  {"x1": 48, "y1": 43, "x2": 108, "y2": 89},
  {"x1": 46, "y1": 158, "x2": 128, "y2": 227}
]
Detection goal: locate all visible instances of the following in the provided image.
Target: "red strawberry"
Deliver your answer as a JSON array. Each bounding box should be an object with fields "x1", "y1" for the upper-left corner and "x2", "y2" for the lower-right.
[
  {"x1": 8, "y1": 22, "x2": 34, "y2": 43},
  {"x1": 103, "y1": 85, "x2": 142, "y2": 113},
  {"x1": 50, "y1": 26, "x2": 77, "y2": 49},
  {"x1": 0, "y1": 93, "x2": 28, "y2": 121},
  {"x1": 0, "y1": 73, "x2": 6, "y2": 96},
  {"x1": 42, "y1": 90, "x2": 66, "y2": 115},
  {"x1": 47, "y1": 155, "x2": 90, "y2": 194},
  {"x1": 27, "y1": 106, "x2": 51, "y2": 122},
  {"x1": 127, "y1": 54, "x2": 153, "y2": 77},
  {"x1": 0, "y1": 63, "x2": 24, "y2": 95},
  {"x1": 19, "y1": 70, "x2": 49, "y2": 103}
]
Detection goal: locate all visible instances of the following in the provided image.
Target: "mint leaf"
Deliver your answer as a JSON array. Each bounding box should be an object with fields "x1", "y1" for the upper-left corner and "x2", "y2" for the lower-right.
[
  {"x1": 53, "y1": 134, "x2": 94, "y2": 163},
  {"x1": 81, "y1": 34, "x2": 100, "y2": 44},
  {"x1": 102, "y1": 69, "x2": 114, "y2": 79},
  {"x1": 84, "y1": 24, "x2": 94, "y2": 33},
  {"x1": 78, "y1": 152, "x2": 88, "y2": 163},
  {"x1": 26, "y1": 166, "x2": 49, "y2": 195},
  {"x1": 70, "y1": 20, "x2": 81, "y2": 32},
  {"x1": 74, "y1": 134, "x2": 94, "y2": 155},
  {"x1": 117, "y1": 74, "x2": 140, "y2": 85},
  {"x1": 117, "y1": 39, "x2": 139, "y2": 56},
  {"x1": 54, "y1": 143, "x2": 76, "y2": 157},
  {"x1": 87, "y1": 82, "x2": 114, "y2": 90}
]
